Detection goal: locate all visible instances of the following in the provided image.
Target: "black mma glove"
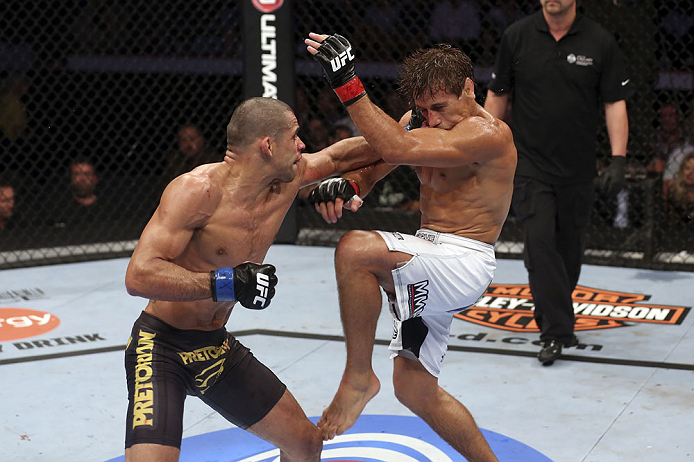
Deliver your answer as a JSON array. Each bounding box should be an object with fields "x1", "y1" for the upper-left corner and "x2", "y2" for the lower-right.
[
  {"x1": 404, "y1": 107, "x2": 424, "y2": 131},
  {"x1": 599, "y1": 156, "x2": 626, "y2": 197},
  {"x1": 308, "y1": 178, "x2": 361, "y2": 205},
  {"x1": 312, "y1": 34, "x2": 366, "y2": 106},
  {"x1": 210, "y1": 262, "x2": 277, "y2": 309}
]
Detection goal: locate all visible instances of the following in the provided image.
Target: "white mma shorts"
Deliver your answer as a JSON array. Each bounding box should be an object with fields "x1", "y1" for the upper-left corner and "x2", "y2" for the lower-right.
[{"x1": 376, "y1": 229, "x2": 496, "y2": 377}]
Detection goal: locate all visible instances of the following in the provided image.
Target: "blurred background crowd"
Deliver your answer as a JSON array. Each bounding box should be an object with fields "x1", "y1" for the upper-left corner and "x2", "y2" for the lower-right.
[{"x1": 1, "y1": 0, "x2": 693, "y2": 269}]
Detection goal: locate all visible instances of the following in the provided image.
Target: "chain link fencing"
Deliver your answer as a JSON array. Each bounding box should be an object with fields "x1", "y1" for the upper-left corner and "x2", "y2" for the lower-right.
[{"x1": 1, "y1": 0, "x2": 693, "y2": 270}]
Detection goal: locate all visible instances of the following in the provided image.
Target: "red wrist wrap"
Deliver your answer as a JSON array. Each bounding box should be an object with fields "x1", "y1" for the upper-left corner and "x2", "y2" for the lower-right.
[
  {"x1": 348, "y1": 180, "x2": 360, "y2": 197},
  {"x1": 334, "y1": 77, "x2": 366, "y2": 106}
]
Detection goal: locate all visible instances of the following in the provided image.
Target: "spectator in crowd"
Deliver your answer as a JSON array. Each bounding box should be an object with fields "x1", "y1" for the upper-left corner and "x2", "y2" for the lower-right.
[
  {"x1": 304, "y1": 118, "x2": 330, "y2": 152},
  {"x1": 648, "y1": 102, "x2": 692, "y2": 178},
  {"x1": 0, "y1": 177, "x2": 16, "y2": 231},
  {"x1": 485, "y1": 0, "x2": 632, "y2": 365},
  {"x1": 328, "y1": 124, "x2": 353, "y2": 144},
  {"x1": 0, "y1": 175, "x2": 24, "y2": 250},
  {"x1": 157, "y1": 124, "x2": 220, "y2": 197},
  {"x1": 664, "y1": 151, "x2": 694, "y2": 225},
  {"x1": 663, "y1": 144, "x2": 694, "y2": 190},
  {"x1": 50, "y1": 157, "x2": 106, "y2": 230}
]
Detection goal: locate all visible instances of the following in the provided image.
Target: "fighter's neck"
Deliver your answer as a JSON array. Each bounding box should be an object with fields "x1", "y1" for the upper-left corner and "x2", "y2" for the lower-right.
[{"x1": 220, "y1": 160, "x2": 284, "y2": 202}]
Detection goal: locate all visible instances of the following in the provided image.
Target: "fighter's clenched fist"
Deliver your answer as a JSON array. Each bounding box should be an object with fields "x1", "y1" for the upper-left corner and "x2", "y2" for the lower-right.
[{"x1": 305, "y1": 33, "x2": 366, "y2": 106}]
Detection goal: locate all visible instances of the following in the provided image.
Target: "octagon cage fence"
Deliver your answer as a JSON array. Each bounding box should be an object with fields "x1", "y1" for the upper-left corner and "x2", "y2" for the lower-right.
[{"x1": 1, "y1": 0, "x2": 693, "y2": 271}]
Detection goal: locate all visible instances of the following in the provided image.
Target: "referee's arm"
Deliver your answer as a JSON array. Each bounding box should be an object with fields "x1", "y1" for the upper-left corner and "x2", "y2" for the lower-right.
[
  {"x1": 484, "y1": 90, "x2": 511, "y2": 122},
  {"x1": 604, "y1": 100, "x2": 628, "y2": 158}
]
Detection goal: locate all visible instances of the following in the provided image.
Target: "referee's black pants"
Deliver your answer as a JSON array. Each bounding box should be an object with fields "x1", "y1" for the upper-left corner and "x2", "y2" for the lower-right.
[{"x1": 512, "y1": 176, "x2": 594, "y2": 345}]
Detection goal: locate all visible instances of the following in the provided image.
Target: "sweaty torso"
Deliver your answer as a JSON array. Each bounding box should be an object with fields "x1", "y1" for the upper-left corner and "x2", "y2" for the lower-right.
[
  {"x1": 145, "y1": 163, "x2": 302, "y2": 331},
  {"x1": 416, "y1": 125, "x2": 516, "y2": 244}
]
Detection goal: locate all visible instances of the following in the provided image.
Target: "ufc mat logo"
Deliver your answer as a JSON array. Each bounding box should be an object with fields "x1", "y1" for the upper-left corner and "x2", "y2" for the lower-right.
[
  {"x1": 253, "y1": 273, "x2": 270, "y2": 306},
  {"x1": 330, "y1": 47, "x2": 355, "y2": 72}
]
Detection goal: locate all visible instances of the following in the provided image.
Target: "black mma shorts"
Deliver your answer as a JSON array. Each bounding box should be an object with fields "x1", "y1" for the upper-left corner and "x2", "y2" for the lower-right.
[{"x1": 124, "y1": 311, "x2": 286, "y2": 449}]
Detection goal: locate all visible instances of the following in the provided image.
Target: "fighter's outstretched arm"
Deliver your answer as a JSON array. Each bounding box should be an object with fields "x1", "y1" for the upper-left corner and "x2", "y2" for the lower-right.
[
  {"x1": 306, "y1": 33, "x2": 510, "y2": 167},
  {"x1": 301, "y1": 135, "x2": 381, "y2": 186}
]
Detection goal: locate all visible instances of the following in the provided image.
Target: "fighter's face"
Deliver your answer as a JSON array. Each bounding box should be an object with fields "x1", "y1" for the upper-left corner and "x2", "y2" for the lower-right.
[
  {"x1": 414, "y1": 88, "x2": 465, "y2": 131},
  {"x1": 540, "y1": 0, "x2": 576, "y2": 15},
  {"x1": 273, "y1": 113, "x2": 305, "y2": 182},
  {"x1": 0, "y1": 186, "x2": 15, "y2": 220}
]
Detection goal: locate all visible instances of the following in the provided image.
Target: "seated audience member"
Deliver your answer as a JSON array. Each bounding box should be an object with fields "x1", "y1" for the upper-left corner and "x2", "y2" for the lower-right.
[
  {"x1": 664, "y1": 151, "x2": 694, "y2": 226},
  {"x1": 329, "y1": 124, "x2": 354, "y2": 144},
  {"x1": 51, "y1": 157, "x2": 105, "y2": 228},
  {"x1": 648, "y1": 103, "x2": 692, "y2": 179},
  {"x1": 46, "y1": 156, "x2": 146, "y2": 243},
  {"x1": 156, "y1": 124, "x2": 220, "y2": 197},
  {"x1": 304, "y1": 118, "x2": 330, "y2": 152},
  {"x1": 0, "y1": 177, "x2": 16, "y2": 231}
]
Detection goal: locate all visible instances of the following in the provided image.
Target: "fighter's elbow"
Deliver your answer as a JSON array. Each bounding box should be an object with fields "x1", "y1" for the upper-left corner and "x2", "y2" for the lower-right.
[
  {"x1": 380, "y1": 149, "x2": 406, "y2": 165},
  {"x1": 125, "y1": 265, "x2": 148, "y2": 298}
]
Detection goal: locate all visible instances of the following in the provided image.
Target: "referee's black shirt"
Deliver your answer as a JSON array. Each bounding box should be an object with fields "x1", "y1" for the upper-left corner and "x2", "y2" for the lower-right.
[{"x1": 488, "y1": 11, "x2": 632, "y2": 185}]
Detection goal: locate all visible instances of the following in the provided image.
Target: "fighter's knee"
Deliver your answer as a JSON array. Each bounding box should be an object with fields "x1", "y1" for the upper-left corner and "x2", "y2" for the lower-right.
[
  {"x1": 335, "y1": 230, "x2": 381, "y2": 262},
  {"x1": 337, "y1": 229, "x2": 372, "y2": 251}
]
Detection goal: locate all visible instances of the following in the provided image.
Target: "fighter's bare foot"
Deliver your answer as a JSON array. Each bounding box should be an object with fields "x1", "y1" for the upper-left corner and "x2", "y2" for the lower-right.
[{"x1": 317, "y1": 372, "x2": 381, "y2": 440}]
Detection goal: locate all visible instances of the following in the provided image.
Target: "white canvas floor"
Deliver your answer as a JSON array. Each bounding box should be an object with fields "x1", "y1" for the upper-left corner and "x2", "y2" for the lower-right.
[{"x1": 1, "y1": 245, "x2": 693, "y2": 461}]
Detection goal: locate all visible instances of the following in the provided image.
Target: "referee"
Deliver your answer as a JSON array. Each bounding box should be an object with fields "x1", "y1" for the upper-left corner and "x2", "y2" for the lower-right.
[{"x1": 484, "y1": 0, "x2": 632, "y2": 365}]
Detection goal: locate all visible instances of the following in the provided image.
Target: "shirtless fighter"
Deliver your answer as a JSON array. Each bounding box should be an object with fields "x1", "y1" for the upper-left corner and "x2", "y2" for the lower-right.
[
  {"x1": 305, "y1": 34, "x2": 517, "y2": 461},
  {"x1": 123, "y1": 97, "x2": 379, "y2": 462}
]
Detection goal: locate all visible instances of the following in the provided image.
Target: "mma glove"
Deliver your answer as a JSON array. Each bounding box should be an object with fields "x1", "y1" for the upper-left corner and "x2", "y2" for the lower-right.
[
  {"x1": 598, "y1": 156, "x2": 626, "y2": 197},
  {"x1": 404, "y1": 107, "x2": 425, "y2": 131},
  {"x1": 312, "y1": 34, "x2": 366, "y2": 106},
  {"x1": 211, "y1": 262, "x2": 277, "y2": 309},
  {"x1": 308, "y1": 178, "x2": 361, "y2": 205}
]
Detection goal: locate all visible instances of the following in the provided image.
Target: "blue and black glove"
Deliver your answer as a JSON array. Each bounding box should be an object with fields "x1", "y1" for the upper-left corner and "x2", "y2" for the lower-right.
[{"x1": 210, "y1": 262, "x2": 277, "y2": 309}]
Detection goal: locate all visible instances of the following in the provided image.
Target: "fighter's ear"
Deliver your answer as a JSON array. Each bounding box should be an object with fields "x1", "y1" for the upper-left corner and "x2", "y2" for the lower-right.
[
  {"x1": 463, "y1": 77, "x2": 475, "y2": 98},
  {"x1": 259, "y1": 136, "x2": 273, "y2": 158}
]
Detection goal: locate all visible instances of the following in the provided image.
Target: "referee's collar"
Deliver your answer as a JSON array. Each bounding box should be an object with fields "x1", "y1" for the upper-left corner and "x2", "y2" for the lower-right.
[{"x1": 533, "y1": 10, "x2": 585, "y2": 36}]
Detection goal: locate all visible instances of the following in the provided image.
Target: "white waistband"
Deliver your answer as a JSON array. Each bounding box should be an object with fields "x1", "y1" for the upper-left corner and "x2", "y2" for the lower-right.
[{"x1": 415, "y1": 229, "x2": 495, "y2": 254}]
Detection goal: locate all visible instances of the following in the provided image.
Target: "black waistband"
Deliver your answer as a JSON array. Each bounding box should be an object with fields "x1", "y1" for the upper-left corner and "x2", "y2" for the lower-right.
[{"x1": 135, "y1": 311, "x2": 227, "y2": 346}]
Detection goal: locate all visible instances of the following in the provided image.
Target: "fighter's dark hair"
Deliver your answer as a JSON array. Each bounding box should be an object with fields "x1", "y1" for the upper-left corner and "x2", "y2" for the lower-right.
[
  {"x1": 397, "y1": 44, "x2": 474, "y2": 106},
  {"x1": 226, "y1": 97, "x2": 294, "y2": 149}
]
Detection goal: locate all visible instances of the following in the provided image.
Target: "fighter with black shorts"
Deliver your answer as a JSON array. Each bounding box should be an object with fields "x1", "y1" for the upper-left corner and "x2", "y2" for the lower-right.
[{"x1": 122, "y1": 97, "x2": 379, "y2": 461}]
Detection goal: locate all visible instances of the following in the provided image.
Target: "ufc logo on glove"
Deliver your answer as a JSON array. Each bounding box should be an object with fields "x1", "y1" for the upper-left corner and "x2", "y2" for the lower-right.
[
  {"x1": 253, "y1": 272, "x2": 271, "y2": 306},
  {"x1": 330, "y1": 47, "x2": 355, "y2": 72}
]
